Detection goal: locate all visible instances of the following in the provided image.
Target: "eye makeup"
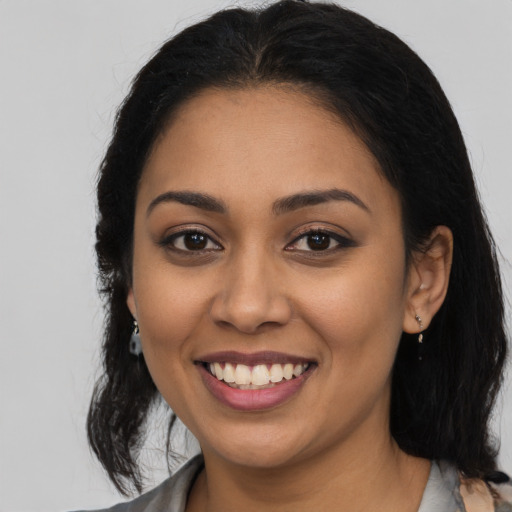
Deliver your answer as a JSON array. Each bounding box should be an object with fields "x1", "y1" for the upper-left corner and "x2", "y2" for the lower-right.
[{"x1": 286, "y1": 228, "x2": 356, "y2": 253}]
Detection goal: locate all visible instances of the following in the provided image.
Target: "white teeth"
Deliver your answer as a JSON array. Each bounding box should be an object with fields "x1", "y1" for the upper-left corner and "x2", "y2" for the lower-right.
[
  {"x1": 207, "y1": 362, "x2": 311, "y2": 386},
  {"x1": 283, "y1": 363, "x2": 294, "y2": 380},
  {"x1": 269, "y1": 364, "x2": 284, "y2": 383},
  {"x1": 214, "y1": 362, "x2": 224, "y2": 380},
  {"x1": 223, "y1": 363, "x2": 236, "y2": 383},
  {"x1": 234, "y1": 364, "x2": 251, "y2": 385},
  {"x1": 293, "y1": 364, "x2": 305, "y2": 377},
  {"x1": 252, "y1": 364, "x2": 270, "y2": 385}
]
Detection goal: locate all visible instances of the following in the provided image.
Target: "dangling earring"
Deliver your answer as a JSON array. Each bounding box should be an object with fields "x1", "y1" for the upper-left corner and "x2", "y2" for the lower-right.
[
  {"x1": 415, "y1": 314, "x2": 424, "y2": 361},
  {"x1": 130, "y1": 320, "x2": 143, "y2": 356}
]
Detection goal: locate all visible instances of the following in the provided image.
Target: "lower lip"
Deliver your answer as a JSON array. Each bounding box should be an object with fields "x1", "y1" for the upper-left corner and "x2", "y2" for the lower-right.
[{"x1": 198, "y1": 364, "x2": 314, "y2": 411}]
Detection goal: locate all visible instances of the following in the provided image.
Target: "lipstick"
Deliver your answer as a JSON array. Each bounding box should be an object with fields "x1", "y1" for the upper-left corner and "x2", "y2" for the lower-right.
[{"x1": 196, "y1": 351, "x2": 316, "y2": 411}]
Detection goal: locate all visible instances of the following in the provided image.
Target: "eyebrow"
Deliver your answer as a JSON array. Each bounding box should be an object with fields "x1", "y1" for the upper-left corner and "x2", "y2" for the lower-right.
[
  {"x1": 272, "y1": 188, "x2": 370, "y2": 215},
  {"x1": 147, "y1": 191, "x2": 227, "y2": 217},
  {"x1": 146, "y1": 187, "x2": 370, "y2": 217}
]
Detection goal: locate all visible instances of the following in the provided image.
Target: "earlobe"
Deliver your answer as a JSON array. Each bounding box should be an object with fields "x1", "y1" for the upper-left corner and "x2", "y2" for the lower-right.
[
  {"x1": 403, "y1": 225, "x2": 453, "y2": 333},
  {"x1": 127, "y1": 288, "x2": 137, "y2": 319}
]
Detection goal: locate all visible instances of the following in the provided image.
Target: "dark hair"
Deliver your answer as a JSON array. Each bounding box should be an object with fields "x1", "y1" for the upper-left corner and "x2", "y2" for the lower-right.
[{"x1": 88, "y1": 0, "x2": 508, "y2": 495}]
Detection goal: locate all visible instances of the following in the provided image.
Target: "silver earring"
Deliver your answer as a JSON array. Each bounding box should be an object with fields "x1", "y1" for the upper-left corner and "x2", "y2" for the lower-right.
[
  {"x1": 415, "y1": 315, "x2": 424, "y2": 361},
  {"x1": 129, "y1": 320, "x2": 143, "y2": 356}
]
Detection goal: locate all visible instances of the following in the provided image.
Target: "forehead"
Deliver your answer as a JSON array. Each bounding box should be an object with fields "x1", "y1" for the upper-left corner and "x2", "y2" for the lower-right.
[{"x1": 139, "y1": 86, "x2": 399, "y2": 217}]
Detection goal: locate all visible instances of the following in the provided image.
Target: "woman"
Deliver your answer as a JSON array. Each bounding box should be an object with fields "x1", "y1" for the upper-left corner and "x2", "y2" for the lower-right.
[{"x1": 85, "y1": 1, "x2": 511, "y2": 510}]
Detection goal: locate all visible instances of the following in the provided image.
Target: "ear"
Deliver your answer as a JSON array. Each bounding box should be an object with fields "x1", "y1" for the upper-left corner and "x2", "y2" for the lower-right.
[
  {"x1": 126, "y1": 288, "x2": 137, "y2": 319},
  {"x1": 403, "y1": 225, "x2": 453, "y2": 334}
]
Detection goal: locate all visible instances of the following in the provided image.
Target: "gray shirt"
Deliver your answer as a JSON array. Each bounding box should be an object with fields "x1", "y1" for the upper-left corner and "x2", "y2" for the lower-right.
[{"x1": 78, "y1": 456, "x2": 509, "y2": 512}]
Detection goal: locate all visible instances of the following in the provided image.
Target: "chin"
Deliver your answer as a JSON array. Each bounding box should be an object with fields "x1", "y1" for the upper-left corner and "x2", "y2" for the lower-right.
[{"x1": 198, "y1": 423, "x2": 314, "y2": 469}]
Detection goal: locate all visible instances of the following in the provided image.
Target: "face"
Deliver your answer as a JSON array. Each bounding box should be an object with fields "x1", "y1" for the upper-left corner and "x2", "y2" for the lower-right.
[{"x1": 127, "y1": 86, "x2": 414, "y2": 470}]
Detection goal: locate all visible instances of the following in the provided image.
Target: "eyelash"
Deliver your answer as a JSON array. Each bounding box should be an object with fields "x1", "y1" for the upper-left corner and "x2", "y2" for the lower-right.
[
  {"x1": 286, "y1": 229, "x2": 355, "y2": 253},
  {"x1": 160, "y1": 227, "x2": 354, "y2": 255},
  {"x1": 160, "y1": 229, "x2": 222, "y2": 253}
]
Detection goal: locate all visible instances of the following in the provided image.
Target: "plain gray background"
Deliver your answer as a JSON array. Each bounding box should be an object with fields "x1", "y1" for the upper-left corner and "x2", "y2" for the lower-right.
[{"x1": 0, "y1": 1, "x2": 510, "y2": 510}]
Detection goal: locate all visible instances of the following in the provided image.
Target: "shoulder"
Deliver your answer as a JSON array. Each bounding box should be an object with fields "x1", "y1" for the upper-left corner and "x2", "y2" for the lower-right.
[
  {"x1": 488, "y1": 479, "x2": 512, "y2": 512},
  {"x1": 421, "y1": 461, "x2": 512, "y2": 512},
  {"x1": 72, "y1": 455, "x2": 204, "y2": 512},
  {"x1": 457, "y1": 465, "x2": 512, "y2": 512}
]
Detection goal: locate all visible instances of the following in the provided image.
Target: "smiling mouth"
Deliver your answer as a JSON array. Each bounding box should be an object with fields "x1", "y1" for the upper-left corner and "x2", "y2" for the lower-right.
[{"x1": 202, "y1": 362, "x2": 312, "y2": 390}]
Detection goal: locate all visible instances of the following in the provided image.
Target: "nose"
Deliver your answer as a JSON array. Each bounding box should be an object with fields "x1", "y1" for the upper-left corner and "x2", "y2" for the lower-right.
[{"x1": 210, "y1": 250, "x2": 292, "y2": 334}]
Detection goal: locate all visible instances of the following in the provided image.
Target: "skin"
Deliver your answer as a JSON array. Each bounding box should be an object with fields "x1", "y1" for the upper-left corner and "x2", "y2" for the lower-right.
[{"x1": 127, "y1": 86, "x2": 453, "y2": 512}]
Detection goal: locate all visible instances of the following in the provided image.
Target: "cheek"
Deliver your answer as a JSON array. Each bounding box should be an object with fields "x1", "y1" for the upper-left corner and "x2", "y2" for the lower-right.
[
  {"x1": 133, "y1": 276, "x2": 207, "y2": 423},
  {"x1": 297, "y1": 255, "x2": 407, "y2": 372},
  {"x1": 131, "y1": 261, "x2": 210, "y2": 381},
  {"x1": 132, "y1": 241, "x2": 210, "y2": 337}
]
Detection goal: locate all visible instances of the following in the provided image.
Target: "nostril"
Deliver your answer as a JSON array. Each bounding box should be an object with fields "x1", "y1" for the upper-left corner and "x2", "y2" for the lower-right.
[
  {"x1": 213, "y1": 318, "x2": 275, "y2": 334},
  {"x1": 210, "y1": 288, "x2": 292, "y2": 333}
]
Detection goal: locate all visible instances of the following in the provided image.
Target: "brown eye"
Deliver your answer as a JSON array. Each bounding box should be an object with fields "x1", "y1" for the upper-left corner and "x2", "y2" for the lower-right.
[
  {"x1": 307, "y1": 233, "x2": 330, "y2": 251},
  {"x1": 286, "y1": 229, "x2": 356, "y2": 253},
  {"x1": 184, "y1": 232, "x2": 208, "y2": 250},
  {"x1": 164, "y1": 230, "x2": 221, "y2": 252}
]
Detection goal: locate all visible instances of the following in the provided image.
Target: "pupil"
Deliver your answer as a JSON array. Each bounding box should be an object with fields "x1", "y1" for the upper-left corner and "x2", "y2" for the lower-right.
[
  {"x1": 184, "y1": 233, "x2": 207, "y2": 250},
  {"x1": 307, "y1": 233, "x2": 330, "y2": 250}
]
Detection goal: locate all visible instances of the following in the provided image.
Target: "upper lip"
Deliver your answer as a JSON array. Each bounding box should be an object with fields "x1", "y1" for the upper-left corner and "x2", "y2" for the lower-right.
[{"x1": 195, "y1": 351, "x2": 315, "y2": 366}]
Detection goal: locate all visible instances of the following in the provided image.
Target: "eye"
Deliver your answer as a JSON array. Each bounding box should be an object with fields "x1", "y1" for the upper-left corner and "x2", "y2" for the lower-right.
[
  {"x1": 287, "y1": 230, "x2": 354, "y2": 252},
  {"x1": 162, "y1": 230, "x2": 222, "y2": 252}
]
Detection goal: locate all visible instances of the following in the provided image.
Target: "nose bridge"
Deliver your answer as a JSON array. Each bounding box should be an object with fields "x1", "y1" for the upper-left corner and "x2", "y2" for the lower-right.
[{"x1": 210, "y1": 243, "x2": 291, "y2": 332}]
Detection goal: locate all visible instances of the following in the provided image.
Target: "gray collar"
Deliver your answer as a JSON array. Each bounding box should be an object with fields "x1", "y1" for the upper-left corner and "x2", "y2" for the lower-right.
[
  {"x1": 87, "y1": 457, "x2": 469, "y2": 512},
  {"x1": 418, "y1": 460, "x2": 466, "y2": 512}
]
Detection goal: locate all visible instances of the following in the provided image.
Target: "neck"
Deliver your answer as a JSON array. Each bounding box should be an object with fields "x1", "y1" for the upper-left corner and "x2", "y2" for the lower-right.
[{"x1": 187, "y1": 425, "x2": 430, "y2": 512}]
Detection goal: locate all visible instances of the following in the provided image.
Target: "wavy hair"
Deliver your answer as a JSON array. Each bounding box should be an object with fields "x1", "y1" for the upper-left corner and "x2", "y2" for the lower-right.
[{"x1": 87, "y1": 0, "x2": 508, "y2": 495}]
